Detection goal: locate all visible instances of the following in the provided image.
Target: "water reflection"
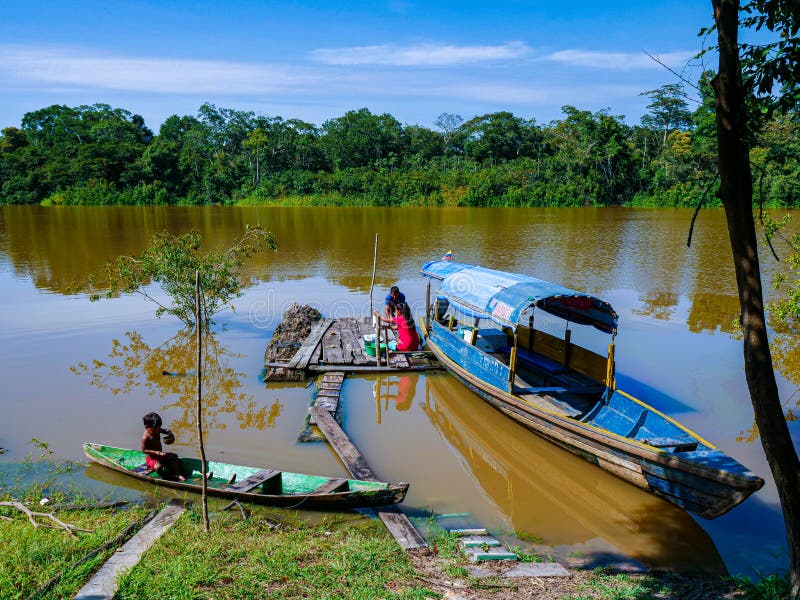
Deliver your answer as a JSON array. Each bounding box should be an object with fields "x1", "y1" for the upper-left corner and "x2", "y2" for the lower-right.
[
  {"x1": 737, "y1": 331, "x2": 800, "y2": 444},
  {"x1": 72, "y1": 329, "x2": 282, "y2": 439},
  {"x1": 422, "y1": 374, "x2": 727, "y2": 574},
  {"x1": 373, "y1": 374, "x2": 418, "y2": 423}
]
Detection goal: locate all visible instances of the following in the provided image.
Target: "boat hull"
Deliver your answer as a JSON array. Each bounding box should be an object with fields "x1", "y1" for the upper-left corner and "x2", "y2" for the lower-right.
[
  {"x1": 84, "y1": 443, "x2": 408, "y2": 509},
  {"x1": 424, "y1": 321, "x2": 763, "y2": 519}
]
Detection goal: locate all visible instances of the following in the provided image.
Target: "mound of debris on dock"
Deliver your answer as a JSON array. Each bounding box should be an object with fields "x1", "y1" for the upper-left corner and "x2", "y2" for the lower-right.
[{"x1": 264, "y1": 303, "x2": 322, "y2": 381}]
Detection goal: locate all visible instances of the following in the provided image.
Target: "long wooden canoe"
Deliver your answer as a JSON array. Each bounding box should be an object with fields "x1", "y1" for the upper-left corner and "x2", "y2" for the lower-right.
[
  {"x1": 421, "y1": 260, "x2": 764, "y2": 519},
  {"x1": 84, "y1": 443, "x2": 408, "y2": 509}
]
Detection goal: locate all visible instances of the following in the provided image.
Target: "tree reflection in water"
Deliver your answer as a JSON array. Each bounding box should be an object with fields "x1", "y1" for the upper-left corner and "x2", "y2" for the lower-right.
[
  {"x1": 71, "y1": 329, "x2": 282, "y2": 440},
  {"x1": 737, "y1": 332, "x2": 800, "y2": 444}
]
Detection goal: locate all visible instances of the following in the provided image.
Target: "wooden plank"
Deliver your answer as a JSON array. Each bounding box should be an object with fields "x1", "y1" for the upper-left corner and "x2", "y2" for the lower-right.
[
  {"x1": 323, "y1": 323, "x2": 346, "y2": 364},
  {"x1": 568, "y1": 344, "x2": 608, "y2": 385},
  {"x1": 339, "y1": 323, "x2": 356, "y2": 365},
  {"x1": 314, "y1": 397, "x2": 338, "y2": 412},
  {"x1": 310, "y1": 407, "x2": 376, "y2": 481},
  {"x1": 285, "y1": 318, "x2": 335, "y2": 369},
  {"x1": 319, "y1": 381, "x2": 342, "y2": 390},
  {"x1": 322, "y1": 373, "x2": 345, "y2": 383},
  {"x1": 74, "y1": 500, "x2": 186, "y2": 600},
  {"x1": 224, "y1": 469, "x2": 281, "y2": 493},
  {"x1": 316, "y1": 389, "x2": 341, "y2": 398},
  {"x1": 309, "y1": 343, "x2": 322, "y2": 366},
  {"x1": 311, "y1": 478, "x2": 349, "y2": 494},
  {"x1": 340, "y1": 325, "x2": 369, "y2": 365},
  {"x1": 308, "y1": 407, "x2": 426, "y2": 550},
  {"x1": 375, "y1": 507, "x2": 427, "y2": 550}
]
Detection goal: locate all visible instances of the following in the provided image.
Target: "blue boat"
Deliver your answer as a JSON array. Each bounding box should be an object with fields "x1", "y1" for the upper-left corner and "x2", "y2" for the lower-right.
[{"x1": 421, "y1": 260, "x2": 764, "y2": 519}]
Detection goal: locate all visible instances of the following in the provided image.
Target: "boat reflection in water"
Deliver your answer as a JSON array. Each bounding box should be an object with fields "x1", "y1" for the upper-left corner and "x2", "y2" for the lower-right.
[{"x1": 422, "y1": 373, "x2": 727, "y2": 574}]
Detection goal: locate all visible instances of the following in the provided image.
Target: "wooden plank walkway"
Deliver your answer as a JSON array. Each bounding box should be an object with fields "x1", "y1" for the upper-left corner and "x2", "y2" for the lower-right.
[
  {"x1": 74, "y1": 500, "x2": 186, "y2": 600},
  {"x1": 310, "y1": 406, "x2": 426, "y2": 550},
  {"x1": 309, "y1": 372, "x2": 345, "y2": 425}
]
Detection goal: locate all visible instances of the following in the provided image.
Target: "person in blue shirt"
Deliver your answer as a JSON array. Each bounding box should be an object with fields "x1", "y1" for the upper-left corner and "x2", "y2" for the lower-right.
[{"x1": 384, "y1": 285, "x2": 406, "y2": 317}]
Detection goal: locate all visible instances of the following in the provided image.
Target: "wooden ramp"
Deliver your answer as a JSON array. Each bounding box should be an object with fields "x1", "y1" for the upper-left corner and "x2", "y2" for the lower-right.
[
  {"x1": 310, "y1": 406, "x2": 426, "y2": 550},
  {"x1": 74, "y1": 500, "x2": 186, "y2": 600},
  {"x1": 267, "y1": 317, "x2": 441, "y2": 377}
]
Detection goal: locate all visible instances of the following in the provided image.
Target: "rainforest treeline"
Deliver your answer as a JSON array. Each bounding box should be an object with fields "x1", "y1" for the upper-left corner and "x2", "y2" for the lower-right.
[{"x1": 0, "y1": 78, "x2": 797, "y2": 207}]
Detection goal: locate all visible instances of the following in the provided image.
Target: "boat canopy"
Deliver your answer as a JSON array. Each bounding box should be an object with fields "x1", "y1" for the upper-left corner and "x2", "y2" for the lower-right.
[{"x1": 422, "y1": 260, "x2": 619, "y2": 334}]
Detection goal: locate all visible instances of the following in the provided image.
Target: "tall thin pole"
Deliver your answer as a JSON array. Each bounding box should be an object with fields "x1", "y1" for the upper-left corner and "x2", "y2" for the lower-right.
[
  {"x1": 369, "y1": 233, "x2": 379, "y2": 314},
  {"x1": 195, "y1": 270, "x2": 209, "y2": 532}
]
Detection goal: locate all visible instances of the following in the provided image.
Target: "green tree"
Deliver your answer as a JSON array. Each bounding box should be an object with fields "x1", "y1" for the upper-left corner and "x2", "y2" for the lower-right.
[
  {"x1": 462, "y1": 111, "x2": 537, "y2": 163},
  {"x1": 434, "y1": 112, "x2": 464, "y2": 155},
  {"x1": 640, "y1": 84, "x2": 693, "y2": 147},
  {"x1": 320, "y1": 108, "x2": 402, "y2": 169},
  {"x1": 243, "y1": 127, "x2": 268, "y2": 186},
  {"x1": 89, "y1": 226, "x2": 276, "y2": 328}
]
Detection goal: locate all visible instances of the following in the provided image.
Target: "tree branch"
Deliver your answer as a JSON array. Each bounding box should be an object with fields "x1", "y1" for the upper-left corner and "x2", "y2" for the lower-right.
[
  {"x1": 0, "y1": 501, "x2": 93, "y2": 537},
  {"x1": 687, "y1": 172, "x2": 720, "y2": 247}
]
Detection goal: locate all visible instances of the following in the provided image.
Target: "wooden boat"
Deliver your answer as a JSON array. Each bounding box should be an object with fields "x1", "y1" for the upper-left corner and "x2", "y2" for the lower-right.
[
  {"x1": 83, "y1": 443, "x2": 408, "y2": 509},
  {"x1": 422, "y1": 375, "x2": 728, "y2": 574},
  {"x1": 420, "y1": 260, "x2": 764, "y2": 519}
]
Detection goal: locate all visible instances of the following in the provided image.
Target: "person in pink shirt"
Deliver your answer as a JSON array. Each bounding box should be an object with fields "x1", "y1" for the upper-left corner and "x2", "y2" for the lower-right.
[{"x1": 374, "y1": 303, "x2": 420, "y2": 351}]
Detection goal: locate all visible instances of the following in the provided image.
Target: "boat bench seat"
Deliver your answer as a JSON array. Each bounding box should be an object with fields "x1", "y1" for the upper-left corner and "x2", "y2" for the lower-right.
[
  {"x1": 516, "y1": 391, "x2": 583, "y2": 418},
  {"x1": 640, "y1": 436, "x2": 698, "y2": 453},
  {"x1": 311, "y1": 477, "x2": 349, "y2": 495},
  {"x1": 510, "y1": 347, "x2": 569, "y2": 375},
  {"x1": 225, "y1": 469, "x2": 281, "y2": 493},
  {"x1": 515, "y1": 386, "x2": 568, "y2": 395}
]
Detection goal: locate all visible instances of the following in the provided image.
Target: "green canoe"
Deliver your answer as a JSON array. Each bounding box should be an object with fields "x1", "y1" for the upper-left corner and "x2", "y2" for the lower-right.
[{"x1": 83, "y1": 443, "x2": 409, "y2": 509}]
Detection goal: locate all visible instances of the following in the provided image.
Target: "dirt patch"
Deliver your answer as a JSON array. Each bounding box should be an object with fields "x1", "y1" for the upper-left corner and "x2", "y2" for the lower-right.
[
  {"x1": 406, "y1": 549, "x2": 747, "y2": 599},
  {"x1": 264, "y1": 303, "x2": 322, "y2": 381}
]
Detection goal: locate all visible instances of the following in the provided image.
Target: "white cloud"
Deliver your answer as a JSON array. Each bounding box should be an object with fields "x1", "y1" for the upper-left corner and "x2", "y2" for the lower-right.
[
  {"x1": 545, "y1": 49, "x2": 696, "y2": 71},
  {"x1": 0, "y1": 46, "x2": 331, "y2": 95},
  {"x1": 311, "y1": 41, "x2": 530, "y2": 66}
]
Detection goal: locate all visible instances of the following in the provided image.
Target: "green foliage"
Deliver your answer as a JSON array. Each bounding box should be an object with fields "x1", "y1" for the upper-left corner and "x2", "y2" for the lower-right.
[
  {"x1": 726, "y1": 573, "x2": 792, "y2": 600},
  {"x1": 88, "y1": 226, "x2": 276, "y2": 327},
  {"x1": 763, "y1": 213, "x2": 800, "y2": 330},
  {"x1": 0, "y1": 92, "x2": 798, "y2": 208}
]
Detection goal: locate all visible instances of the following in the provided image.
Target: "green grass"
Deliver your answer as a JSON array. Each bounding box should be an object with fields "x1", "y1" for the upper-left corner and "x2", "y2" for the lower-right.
[
  {"x1": 115, "y1": 507, "x2": 434, "y2": 600},
  {"x1": 0, "y1": 491, "x2": 152, "y2": 599},
  {"x1": 561, "y1": 568, "x2": 795, "y2": 600}
]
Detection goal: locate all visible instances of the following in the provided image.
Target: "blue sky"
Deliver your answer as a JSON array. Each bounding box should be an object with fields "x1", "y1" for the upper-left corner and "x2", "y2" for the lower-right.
[{"x1": 1, "y1": 1, "x2": 718, "y2": 131}]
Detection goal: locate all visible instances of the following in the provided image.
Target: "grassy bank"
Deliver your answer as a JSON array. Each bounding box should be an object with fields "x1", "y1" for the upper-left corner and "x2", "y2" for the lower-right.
[{"x1": 0, "y1": 478, "x2": 792, "y2": 599}]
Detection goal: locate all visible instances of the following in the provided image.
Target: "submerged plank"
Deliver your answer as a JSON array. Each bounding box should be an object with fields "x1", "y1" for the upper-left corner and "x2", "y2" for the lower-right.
[
  {"x1": 308, "y1": 407, "x2": 426, "y2": 549},
  {"x1": 310, "y1": 407, "x2": 375, "y2": 481},
  {"x1": 74, "y1": 500, "x2": 186, "y2": 600}
]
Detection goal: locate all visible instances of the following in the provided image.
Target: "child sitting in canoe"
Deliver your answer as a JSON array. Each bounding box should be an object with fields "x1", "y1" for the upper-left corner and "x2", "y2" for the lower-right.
[{"x1": 142, "y1": 412, "x2": 186, "y2": 481}]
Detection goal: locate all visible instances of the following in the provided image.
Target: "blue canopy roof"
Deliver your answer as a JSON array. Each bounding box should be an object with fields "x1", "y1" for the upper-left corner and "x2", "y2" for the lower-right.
[{"x1": 421, "y1": 260, "x2": 619, "y2": 333}]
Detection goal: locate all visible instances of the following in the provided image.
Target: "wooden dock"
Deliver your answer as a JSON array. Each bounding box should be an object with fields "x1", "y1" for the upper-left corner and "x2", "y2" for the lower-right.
[{"x1": 266, "y1": 317, "x2": 441, "y2": 376}]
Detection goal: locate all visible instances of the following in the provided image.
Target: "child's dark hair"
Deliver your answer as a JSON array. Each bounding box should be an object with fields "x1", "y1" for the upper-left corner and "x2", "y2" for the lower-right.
[
  {"x1": 143, "y1": 412, "x2": 162, "y2": 428},
  {"x1": 396, "y1": 303, "x2": 414, "y2": 326}
]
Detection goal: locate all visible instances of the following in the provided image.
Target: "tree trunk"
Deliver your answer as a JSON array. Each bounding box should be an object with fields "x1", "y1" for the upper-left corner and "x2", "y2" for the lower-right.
[
  {"x1": 195, "y1": 270, "x2": 210, "y2": 532},
  {"x1": 712, "y1": 1, "x2": 800, "y2": 594}
]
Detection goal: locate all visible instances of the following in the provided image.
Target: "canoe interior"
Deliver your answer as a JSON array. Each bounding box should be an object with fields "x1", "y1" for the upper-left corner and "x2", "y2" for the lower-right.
[
  {"x1": 430, "y1": 317, "x2": 724, "y2": 459},
  {"x1": 85, "y1": 444, "x2": 391, "y2": 495}
]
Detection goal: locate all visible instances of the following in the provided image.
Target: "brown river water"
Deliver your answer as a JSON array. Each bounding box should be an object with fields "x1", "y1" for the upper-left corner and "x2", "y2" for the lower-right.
[{"x1": 1, "y1": 205, "x2": 798, "y2": 577}]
